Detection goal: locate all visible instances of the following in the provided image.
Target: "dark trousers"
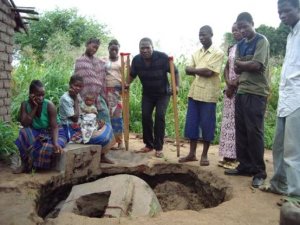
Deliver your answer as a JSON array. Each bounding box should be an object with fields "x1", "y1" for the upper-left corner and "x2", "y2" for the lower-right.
[
  {"x1": 235, "y1": 94, "x2": 267, "y2": 179},
  {"x1": 142, "y1": 94, "x2": 170, "y2": 151}
]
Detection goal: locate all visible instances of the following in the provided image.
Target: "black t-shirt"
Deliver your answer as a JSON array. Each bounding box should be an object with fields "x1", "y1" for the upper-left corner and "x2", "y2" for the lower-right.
[{"x1": 130, "y1": 51, "x2": 178, "y2": 96}]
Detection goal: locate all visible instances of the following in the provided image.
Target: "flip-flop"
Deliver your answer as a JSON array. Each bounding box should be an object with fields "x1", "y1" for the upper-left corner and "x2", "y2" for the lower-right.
[
  {"x1": 200, "y1": 158, "x2": 210, "y2": 166},
  {"x1": 223, "y1": 162, "x2": 237, "y2": 169},
  {"x1": 155, "y1": 151, "x2": 164, "y2": 158},
  {"x1": 178, "y1": 156, "x2": 198, "y2": 163},
  {"x1": 218, "y1": 160, "x2": 226, "y2": 167},
  {"x1": 259, "y1": 185, "x2": 285, "y2": 195},
  {"x1": 134, "y1": 147, "x2": 153, "y2": 153}
]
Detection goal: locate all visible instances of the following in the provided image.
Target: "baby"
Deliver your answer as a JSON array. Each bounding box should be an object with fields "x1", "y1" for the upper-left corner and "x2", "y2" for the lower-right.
[
  {"x1": 81, "y1": 94, "x2": 98, "y2": 115},
  {"x1": 80, "y1": 94, "x2": 99, "y2": 143}
]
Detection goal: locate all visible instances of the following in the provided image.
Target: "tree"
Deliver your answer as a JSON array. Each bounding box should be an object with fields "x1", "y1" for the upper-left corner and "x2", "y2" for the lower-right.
[
  {"x1": 256, "y1": 23, "x2": 289, "y2": 57},
  {"x1": 221, "y1": 23, "x2": 290, "y2": 58},
  {"x1": 221, "y1": 32, "x2": 235, "y2": 54},
  {"x1": 15, "y1": 8, "x2": 112, "y2": 59}
]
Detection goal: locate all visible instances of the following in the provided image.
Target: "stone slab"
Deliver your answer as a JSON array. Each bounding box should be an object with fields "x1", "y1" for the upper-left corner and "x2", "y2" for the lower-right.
[
  {"x1": 60, "y1": 174, "x2": 162, "y2": 218},
  {"x1": 55, "y1": 144, "x2": 102, "y2": 180}
]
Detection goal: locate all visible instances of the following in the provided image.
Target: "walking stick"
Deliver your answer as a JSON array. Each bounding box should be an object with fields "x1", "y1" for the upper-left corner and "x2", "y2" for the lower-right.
[
  {"x1": 120, "y1": 53, "x2": 130, "y2": 151},
  {"x1": 168, "y1": 56, "x2": 180, "y2": 157}
]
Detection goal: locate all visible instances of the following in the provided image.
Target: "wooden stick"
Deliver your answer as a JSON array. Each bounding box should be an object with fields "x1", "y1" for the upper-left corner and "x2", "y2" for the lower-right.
[
  {"x1": 120, "y1": 53, "x2": 130, "y2": 151},
  {"x1": 168, "y1": 56, "x2": 180, "y2": 157}
]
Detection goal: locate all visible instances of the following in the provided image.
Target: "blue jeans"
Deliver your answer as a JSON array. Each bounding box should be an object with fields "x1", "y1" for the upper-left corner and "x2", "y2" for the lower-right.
[{"x1": 270, "y1": 107, "x2": 300, "y2": 196}]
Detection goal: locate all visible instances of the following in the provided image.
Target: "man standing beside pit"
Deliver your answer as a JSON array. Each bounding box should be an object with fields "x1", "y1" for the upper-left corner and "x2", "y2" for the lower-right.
[{"x1": 179, "y1": 25, "x2": 224, "y2": 166}]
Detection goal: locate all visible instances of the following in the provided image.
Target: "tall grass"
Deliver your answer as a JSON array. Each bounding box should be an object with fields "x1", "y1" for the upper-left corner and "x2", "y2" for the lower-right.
[
  {"x1": 128, "y1": 55, "x2": 281, "y2": 149},
  {"x1": 5, "y1": 39, "x2": 281, "y2": 158},
  {"x1": 0, "y1": 121, "x2": 19, "y2": 159}
]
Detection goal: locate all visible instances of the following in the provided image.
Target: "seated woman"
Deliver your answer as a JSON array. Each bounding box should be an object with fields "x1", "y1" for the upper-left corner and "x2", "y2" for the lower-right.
[
  {"x1": 59, "y1": 75, "x2": 115, "y2": 164},
  {"x1": 14, "y1": 80, "x2": 67, "y2": 173}
]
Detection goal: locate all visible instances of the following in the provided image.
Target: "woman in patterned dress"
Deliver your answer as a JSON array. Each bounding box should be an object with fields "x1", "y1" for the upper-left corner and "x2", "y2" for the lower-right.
[
  {"x1": 14, "y1": 80, "x2": 67, "y2": 173},
  {"x1": 218, "y1": 23, "x2": 243, "y2": 169},
  {"x1": 104, "y1": 39, "x2": 124, "y2": 150},
  {"x1": 74, "y1": 38, "x2": 111, "y2": 124}
]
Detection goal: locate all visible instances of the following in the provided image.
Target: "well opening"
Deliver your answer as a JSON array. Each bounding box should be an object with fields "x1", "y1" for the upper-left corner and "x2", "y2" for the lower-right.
[{"x1": 37, "y1": 164, "x2": 231, "y2": 219}]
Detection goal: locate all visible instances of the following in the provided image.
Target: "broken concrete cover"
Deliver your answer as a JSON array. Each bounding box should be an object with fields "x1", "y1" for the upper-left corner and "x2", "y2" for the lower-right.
[{"x1": 59, "y1": 174, "x2": 162, "y2": 218}]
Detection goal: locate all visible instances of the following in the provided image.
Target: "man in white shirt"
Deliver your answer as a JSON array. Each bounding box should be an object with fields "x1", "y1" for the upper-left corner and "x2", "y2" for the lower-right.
[{"x1": 265, "y1": 0, "x2": 300, "y2": 197}]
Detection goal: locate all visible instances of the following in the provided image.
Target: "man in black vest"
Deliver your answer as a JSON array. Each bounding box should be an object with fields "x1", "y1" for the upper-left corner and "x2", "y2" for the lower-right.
[{"x1": 126, "y1": 37, "x2": 179, "y2": 158}]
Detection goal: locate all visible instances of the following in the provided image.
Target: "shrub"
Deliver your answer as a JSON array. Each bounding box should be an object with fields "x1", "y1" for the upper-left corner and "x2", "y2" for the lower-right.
[{"x1": 0, "y1": 121, "x2": 19, "y2": 158}]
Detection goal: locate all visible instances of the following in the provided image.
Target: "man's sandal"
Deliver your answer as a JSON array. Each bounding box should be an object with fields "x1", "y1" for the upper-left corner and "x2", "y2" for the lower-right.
[
  {"x1": 200, "y1": 158, "x2": 210, "y2": 166},
  {"x1": 178, "y1": 156, "x2": 198, "y2": 163},
  {"x1": 259, "y1": 185, "x2": 286, "y2": 195},
  {"x1": 155, "y1": 151, "x2": 164, "y2": 158},
  {"x1": 134, "y1": 146, "x2": 153, "y2": 153}
]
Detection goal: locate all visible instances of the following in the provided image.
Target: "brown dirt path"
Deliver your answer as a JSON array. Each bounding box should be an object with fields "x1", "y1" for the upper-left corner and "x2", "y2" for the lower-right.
[{"x1": 0, "y1": 135, "x2": 281, "y2": 225}]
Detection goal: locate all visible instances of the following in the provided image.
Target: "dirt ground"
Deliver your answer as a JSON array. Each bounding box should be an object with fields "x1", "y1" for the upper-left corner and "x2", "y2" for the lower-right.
[{"x1": 0, "y1": 135, "x2": 282, "y2": 225}]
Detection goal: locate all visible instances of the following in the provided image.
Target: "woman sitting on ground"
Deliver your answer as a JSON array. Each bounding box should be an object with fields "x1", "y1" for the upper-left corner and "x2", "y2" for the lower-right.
[
  {"x1": 14, "y1": 80, "x2": 67, "y2": 173},
  {"x1": 59, "y1": 75, "x2": 115, "y2": 164}
]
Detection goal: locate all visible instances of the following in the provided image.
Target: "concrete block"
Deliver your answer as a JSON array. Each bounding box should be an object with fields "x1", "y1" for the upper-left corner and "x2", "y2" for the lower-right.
[
  {"x1": 54, "y1": 144, "x2": 102, "y2": 180},
  {"x1": 0, "y1": 42, "x2": 5, "y2": 51},
  {"x1": 0, "y1": 21, "x2": 7, "y2": 32},
  {"x1": 5, "y1": 62, "x2": 12, "y2": 71},
  {"x1": 0, "y1": 32, "x2": 9, "y2": 44},
  {"x1": 3, "y1": 114, "x2": 10, "y2": 122},
  {"x1": 0, "y1": 89, "x2": 7, "y2": 98}
]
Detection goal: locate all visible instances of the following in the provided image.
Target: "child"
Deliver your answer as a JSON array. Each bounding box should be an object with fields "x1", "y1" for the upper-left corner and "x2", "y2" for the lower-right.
[
  {"x1": 81, "y1": 94, "x2": 98, "y2": 115},
  {"x1": 59, "y1": 75, "x2": 84, "y2": 143},
  {"x1": 59, "y1": 75, "x2": 115, "y2": 163},
  {"x1": 80, "y1": 94, "x2": 99, "y2": 143},
  {"x1": 105, "y1": 39, "x2": 124, "y2": 150}
]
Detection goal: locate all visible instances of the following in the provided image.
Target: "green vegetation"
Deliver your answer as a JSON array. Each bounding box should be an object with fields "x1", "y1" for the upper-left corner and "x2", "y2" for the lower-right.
[
  {"x1": 0, "y1": 121, "x2": 19, "y2": 158},
  {"x1": 15, "y1": 8, "x2": 112, "y2": 60},
  {"x1": 222, "y1": 23, "x2": 290, "y2": 57},
  {"x1": 0, "y1": 9, "x2": 286, "y2": 158},
  {"x1": 7, "y1": 51, "x2": 280, "y2": 158}
]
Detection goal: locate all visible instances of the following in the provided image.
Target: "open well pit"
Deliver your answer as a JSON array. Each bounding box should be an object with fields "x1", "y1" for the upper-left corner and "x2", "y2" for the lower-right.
[{"x1": 37, "y1": 163, "x2": 232, "y2": 220}]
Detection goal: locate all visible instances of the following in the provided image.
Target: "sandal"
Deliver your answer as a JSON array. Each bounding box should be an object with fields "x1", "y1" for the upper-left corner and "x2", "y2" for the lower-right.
[
  {"x1": 218, "y1": 160, "x2": 226, "y2": 167},
  {"x1": 223, "y1": 162, "x2": 237, "y2": 169},
  {"x1": 277, "y1": 196, "x2": 300, "y2": 207},
  {"x1": 155, "y1": 151, "x2": 164, "y2": 158},
  {"x1": 178, "y1": 155, "x2": 198, "y2": 163},
  {"x1": 134, "y1": 146, "x2": 153, "y2": 153},
  {"x1": 259, "y1": 185, "x2": 285, "y2": 195},
  {"x1": 200, "y1": 158, "x2": 210, "y2": 166}
]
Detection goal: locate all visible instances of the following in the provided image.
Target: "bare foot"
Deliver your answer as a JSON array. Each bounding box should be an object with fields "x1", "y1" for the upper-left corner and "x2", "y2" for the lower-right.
[
  {"x1": 118, "y1": 142, "x2": 125, "y2": 150},
  {"x1": 178, "y1": 155, "x2": 198, "y2": 163},
  {"x1": 101, "y1": 154, "x2": 114, "y2": 164}
]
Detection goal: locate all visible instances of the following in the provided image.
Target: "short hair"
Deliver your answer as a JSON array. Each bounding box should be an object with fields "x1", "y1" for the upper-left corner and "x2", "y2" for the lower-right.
[
  {"x1": 200, "y1": 25, "x2": 213, "y2": 35},
  {"x1": 236, "y1": 12, "x2": 254, "y2": 24},
  {"x1": 278, "y1": 0, "x2": 300, "y2": 8},
  {"x1": 139, "y1": 37, "x2": 153, "y2": 47},
  {"x1": 108, "y1": 39, "x2": 120, "y2": 48},
  {"x1": 69, "y1": 75, "x2": 83, "y2": 85},
  {"x1": 29, "y1": 80, "x2": 44, "y2": 94},
  {"x1": 86, "y1": 38, "x2": 100, "y2": 46}
]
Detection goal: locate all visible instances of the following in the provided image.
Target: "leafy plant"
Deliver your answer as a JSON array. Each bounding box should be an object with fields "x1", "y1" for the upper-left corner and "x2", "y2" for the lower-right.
[
  {"x1": 15, "y1": 8, "x2": 112, "y2": 60},
  {"x1": 0, "y1": 121, "x2": 19, "y2": 157}
]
